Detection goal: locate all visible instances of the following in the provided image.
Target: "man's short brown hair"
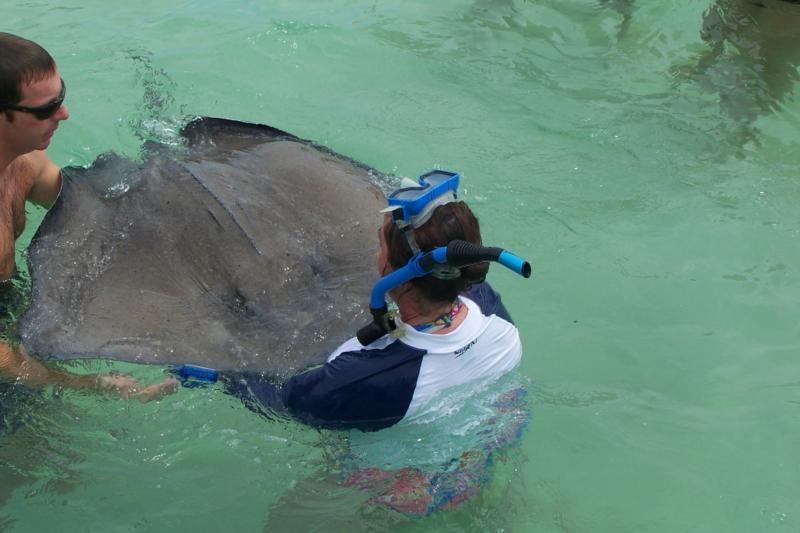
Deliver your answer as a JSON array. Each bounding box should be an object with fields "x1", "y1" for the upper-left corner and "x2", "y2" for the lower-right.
[{"x1": 0, "y1": 33, "x2": 56, "y2": 121}]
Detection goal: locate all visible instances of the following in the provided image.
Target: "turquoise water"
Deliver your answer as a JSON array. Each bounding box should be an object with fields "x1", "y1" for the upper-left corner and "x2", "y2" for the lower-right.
[{"x1": 4, "y1": 1, "x2": 800, "y2": 531}]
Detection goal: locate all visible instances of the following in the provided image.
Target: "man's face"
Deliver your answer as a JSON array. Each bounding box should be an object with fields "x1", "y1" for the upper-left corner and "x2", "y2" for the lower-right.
[{"x1": 6, "y1": 70, "x2": 70, "y2": 154}]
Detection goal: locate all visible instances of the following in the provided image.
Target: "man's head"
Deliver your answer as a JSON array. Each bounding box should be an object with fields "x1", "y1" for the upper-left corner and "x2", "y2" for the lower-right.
[{"x1": 0, "y1": 33, "x2": 69, "y2": 153}]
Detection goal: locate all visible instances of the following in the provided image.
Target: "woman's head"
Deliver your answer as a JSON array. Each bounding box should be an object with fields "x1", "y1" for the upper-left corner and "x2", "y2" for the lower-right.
[{"x1": 381, "y1": 201, "x2": 488, "y2": 304}]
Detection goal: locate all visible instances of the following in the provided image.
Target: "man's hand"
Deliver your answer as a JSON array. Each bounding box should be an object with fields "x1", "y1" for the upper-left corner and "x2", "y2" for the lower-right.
[
  {"x1": 133, "y1": 376, "x2": 180, "y2": 404},
  {"x1": 96, "y1": 373, "x2": 180, "y2": 403},
  {"x1": 94, "y1": 373, "x2": 140, "y2": 398}
]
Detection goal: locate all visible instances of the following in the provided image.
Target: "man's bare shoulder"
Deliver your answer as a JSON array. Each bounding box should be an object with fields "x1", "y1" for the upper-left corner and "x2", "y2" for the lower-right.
[
  {"x1": 22, "y1": 150, "x2": 53, "y2": 177},
  {"x1": 17, "y1": 150, "x2": 61, "y2": 207},
  {"x1": 4, "y1": 151, "x2": 42, "y2": 187}
]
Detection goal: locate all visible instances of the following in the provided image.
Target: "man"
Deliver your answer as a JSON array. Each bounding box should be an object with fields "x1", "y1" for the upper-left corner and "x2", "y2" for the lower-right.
[{"x1": 0, "y1": 33, "x2": 175, "y2": 400}]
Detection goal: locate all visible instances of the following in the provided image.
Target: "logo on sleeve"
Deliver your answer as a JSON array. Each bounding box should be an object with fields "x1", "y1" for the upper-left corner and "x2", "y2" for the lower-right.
[{"x1": 454, "y1": 339, "x2": 477, "y2": 358}]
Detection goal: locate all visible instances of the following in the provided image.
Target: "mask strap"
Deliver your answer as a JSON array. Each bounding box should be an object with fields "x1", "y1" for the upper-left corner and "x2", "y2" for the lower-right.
[{"x1": 401, "y1": 225, "x2": 420, "y2": 254}]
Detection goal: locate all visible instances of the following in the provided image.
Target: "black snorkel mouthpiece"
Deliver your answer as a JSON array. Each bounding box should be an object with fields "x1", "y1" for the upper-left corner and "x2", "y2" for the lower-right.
[
  {"x1": 356, "y1": 304, "x2": 395, "y2": 347},
  {"x1": 356, "y1": 240, "x2": 531, "y2": 346}
]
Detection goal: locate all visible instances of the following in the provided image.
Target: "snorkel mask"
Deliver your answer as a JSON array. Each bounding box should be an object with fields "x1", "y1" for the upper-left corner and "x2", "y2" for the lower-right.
[
  {"x1": 357, "y1": 170, "x2": 532, "y2": 346},
  {"x1": 384, "y1": 170, "x2": 459, "y2": 252},
  {"x1": 383, "y1": 170, "x2": 462, "y2": 279}
]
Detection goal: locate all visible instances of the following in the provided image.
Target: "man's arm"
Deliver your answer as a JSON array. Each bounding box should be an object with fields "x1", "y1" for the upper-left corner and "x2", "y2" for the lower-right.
[
  {"x1": 0, "y1": 341, "x2": 179, "y2": 401},
  {"x1": 0, "y1": 215, "x2": 15, "y2": 281},
  {"x1": 0, "y1": 340, "x2": 143, "y2": 391},
  {"x1": 26, "y1": 151, "x2": 62, "y2": 208}
]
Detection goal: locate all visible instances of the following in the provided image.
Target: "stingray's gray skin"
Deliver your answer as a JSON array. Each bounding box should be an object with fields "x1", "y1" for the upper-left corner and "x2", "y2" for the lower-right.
[{"x1": 18, "y1": 117, "x2": 387, "y2": 378}]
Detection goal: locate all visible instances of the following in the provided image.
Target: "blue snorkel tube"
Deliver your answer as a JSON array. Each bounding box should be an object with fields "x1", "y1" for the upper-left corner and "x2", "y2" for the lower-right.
[{"x1": 356, "y1": 240, "x2": 532, "y2": 346}]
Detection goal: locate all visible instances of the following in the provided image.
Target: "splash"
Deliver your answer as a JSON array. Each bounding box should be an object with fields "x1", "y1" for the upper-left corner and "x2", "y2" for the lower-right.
[{"x1": 125, "y1": 50, "x2": 187, "y2": 148}]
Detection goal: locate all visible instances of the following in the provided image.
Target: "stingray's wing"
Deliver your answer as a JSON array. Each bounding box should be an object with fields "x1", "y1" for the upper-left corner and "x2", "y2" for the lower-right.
[{"x1": 19, "y1": 117, "x2": 386, "y2": 377}]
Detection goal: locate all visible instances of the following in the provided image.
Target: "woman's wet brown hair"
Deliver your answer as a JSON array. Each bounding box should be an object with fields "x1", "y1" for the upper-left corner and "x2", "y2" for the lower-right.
[{"x1": 383, "y1": 201, "x2": 489, "y2": 304}]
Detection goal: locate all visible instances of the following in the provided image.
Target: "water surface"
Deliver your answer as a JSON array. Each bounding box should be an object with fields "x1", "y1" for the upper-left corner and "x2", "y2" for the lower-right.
[{"x1": 4, "y1": 1, "x2": 800, "y2": 531}]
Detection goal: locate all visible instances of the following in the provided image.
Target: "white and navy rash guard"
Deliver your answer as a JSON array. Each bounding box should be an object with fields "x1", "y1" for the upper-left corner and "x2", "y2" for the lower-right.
[{"x1": 278, "y1": 282, "x2": 522, "y2": 431}]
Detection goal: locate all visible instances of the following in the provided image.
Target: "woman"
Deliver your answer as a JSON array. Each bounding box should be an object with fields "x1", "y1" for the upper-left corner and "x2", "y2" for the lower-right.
[
  {"x1": 225, "y1": 173, "x2": 529, "y2": 514},
  {"x1": 227, "y1": 172, "x2": 524, "y2": 432}
]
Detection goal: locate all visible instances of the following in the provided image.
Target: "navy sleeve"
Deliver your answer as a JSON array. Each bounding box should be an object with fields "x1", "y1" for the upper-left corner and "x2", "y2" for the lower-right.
[
  {"x1": 222, "y1": 373, "x2": 290, "y2": 420},
  {"x1": 464, "y1": 281, "x2": 514, "y2": 324},
  {"x1": 282, "y1": 341, "x2": 426, "y2": 431}
]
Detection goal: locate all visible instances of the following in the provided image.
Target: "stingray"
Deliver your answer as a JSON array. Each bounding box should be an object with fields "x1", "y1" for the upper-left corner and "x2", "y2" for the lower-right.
[{"x1": 17, "y1": 117, "x2": 387, "y2": 379}]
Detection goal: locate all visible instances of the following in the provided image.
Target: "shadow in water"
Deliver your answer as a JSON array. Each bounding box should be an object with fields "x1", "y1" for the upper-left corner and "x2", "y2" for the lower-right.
[
  {"x1": 0, "y1": 385, "x2": 83, "y2": 515},
  {"x1": 677, "y1": 0, "x2": 800, "y2": 146},
  {"x1": 599, "y1": 0, "x2": 637, "y2": 40}
]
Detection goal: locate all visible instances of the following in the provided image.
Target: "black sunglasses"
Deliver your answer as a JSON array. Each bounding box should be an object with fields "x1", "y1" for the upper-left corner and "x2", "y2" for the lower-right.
[{"x1": 1, "y1": 78, "x2": 66, "y2": 120}]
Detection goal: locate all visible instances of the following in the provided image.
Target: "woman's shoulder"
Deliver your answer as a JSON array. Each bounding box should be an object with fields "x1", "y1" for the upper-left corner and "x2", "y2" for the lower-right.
[{"x1": 327, "y1": 334, "x2": 397, "y2": 362}]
